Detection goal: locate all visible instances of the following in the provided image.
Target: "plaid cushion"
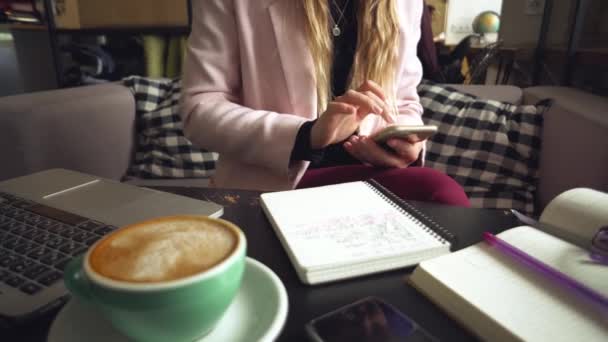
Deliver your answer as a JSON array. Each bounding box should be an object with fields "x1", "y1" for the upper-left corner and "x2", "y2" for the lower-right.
[
  {"x1": 122, "y1": 76, "x2": 548, "y2": 214},
  {"x1": 419, "y1": 81, "x2": 551, "y2": 215},
  {"x1": 123, "y1": 76, "x2": 218, "y2": 178}
]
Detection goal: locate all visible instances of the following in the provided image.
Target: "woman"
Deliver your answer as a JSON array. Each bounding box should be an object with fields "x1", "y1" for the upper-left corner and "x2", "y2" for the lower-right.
[{"x1": 181, "y1": 0, "x2": 468, "y2": 206}]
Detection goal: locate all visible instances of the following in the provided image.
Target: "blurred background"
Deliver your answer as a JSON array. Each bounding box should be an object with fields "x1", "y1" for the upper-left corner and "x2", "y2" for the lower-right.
[{"x1": 0, "y1": 0, "x2": 607, "y2": 96}]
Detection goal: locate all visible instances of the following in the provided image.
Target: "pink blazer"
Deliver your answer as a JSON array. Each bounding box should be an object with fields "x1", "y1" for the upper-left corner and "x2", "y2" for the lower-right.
[{"x1": 180, "y1": 0, "x2": 424, "y2": 191}]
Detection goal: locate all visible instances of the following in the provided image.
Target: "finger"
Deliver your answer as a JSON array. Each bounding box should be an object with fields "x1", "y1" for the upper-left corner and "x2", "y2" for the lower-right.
[
  {"x1": 387, "y1": 138, "x2": 416, "y2": 152},
  {"x1": 344, "y1": 139, "x2": 370, "y2": 164},
  {"x1": 358, "y1": 81, "x2": 395, "y2": 124},
  {"x1": 386, "y1": 139, "x2": 422, "y2": 164},
  {"x1": 358, "y1": 80, "x2": 387, "y2": 102},
  {"x1": 365, "y1": 137, "x2": 410, "y2": 168},
  {"x1": 387, "y1": 138, "x2": 425, "y2": 152},
  {"x1": 389, "y1": 132, "x2": 426, "y2": 144},
  {"x1": 327, "y1": 101, "x2": 357, "y2": 115},
  {"x1": 358, "y1": 137, "x2": 410, "y2": 168},
  {"x1": 338, "y1": 90, "x2": 383, "y2": 117},
  {"x1": 363, "y1": 91, "x2": 394, "y2": 124}
]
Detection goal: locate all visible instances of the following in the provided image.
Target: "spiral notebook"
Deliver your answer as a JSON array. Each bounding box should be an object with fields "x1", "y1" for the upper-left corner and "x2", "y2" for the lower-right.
[{"x1": 260, "y1": 180, "x2": 454, "y2": 284}]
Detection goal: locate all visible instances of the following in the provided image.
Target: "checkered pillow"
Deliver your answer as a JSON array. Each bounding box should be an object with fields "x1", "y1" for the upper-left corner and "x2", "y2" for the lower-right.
[
  {"x1": 123, "y1": 76, "x2": 218, "y2": 178},
  {"x1": 418, "y1": 81, "x2": 551, "y2": 215}
]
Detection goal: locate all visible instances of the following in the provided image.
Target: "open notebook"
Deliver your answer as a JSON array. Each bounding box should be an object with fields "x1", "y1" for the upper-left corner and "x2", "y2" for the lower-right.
[
  {"x1": 260, "y1": 180, "x2": 454, "y2": 285},
  {"x1": 410, "y1": 188, "x2": 608, "y2": 341}
]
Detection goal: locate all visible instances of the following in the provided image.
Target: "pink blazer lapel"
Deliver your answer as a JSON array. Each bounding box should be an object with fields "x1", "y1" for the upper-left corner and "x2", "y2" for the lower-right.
[{"x1": 268, "y1": 0, "x2": 317, "y2": 117}]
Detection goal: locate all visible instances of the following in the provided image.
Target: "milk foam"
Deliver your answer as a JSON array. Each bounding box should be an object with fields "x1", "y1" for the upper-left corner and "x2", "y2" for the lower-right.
[{"x1": 92, "y1": 219, "x2": 237, "y2": 282}]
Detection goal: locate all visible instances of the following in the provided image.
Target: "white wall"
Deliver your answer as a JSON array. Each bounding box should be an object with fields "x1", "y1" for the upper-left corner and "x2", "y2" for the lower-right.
[{"x1": 444, "y1": 0, "x2": 503, "y2": 45}]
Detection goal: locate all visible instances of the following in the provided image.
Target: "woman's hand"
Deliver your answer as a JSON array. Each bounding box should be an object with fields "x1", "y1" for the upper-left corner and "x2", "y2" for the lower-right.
[
  {"x1": 310, "y1": 101, "x2": 358, "y2": 149},
  {"x1": 344, "y1": 136, "x2": 422, "y2": 168},
  {"x1": 354, "y1": 80, "x2": 395, "y2": 123},
  {"x1": 310, "y1": 81, "x2": 393, "y2": 149}
]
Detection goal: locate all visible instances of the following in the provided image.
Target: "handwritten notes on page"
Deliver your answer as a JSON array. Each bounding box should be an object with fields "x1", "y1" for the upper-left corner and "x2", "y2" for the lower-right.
[{"x1": 261, "y1": 182, "x2": 442, "y2": 270}]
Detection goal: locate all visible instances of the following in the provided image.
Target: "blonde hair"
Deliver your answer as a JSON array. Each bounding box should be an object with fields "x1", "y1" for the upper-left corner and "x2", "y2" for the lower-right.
[{"x1": 302, "y1": 0, "x2": 399, "y2": 113}]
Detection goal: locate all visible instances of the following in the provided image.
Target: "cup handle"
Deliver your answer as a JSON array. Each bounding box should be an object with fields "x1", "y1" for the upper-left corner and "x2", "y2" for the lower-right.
[{"x1": 64, "y1": 255, "x2": 94, "y2": 302}]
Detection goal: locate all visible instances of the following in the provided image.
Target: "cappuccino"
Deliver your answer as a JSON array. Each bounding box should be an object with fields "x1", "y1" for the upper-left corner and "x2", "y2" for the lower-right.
[{"x1": 90, "y1": 216, "x2": 239, "y2": 283}]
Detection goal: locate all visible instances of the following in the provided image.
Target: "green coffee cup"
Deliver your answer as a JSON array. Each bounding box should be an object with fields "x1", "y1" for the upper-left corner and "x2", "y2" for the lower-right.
[{"x1": 64, "y1": 216, "x2": 246, "y2": 342}]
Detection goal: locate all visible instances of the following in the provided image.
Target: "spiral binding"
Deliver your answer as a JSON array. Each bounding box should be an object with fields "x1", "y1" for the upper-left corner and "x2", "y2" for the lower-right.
[{"x1": 364, "y1": 180, "x2": 455, "y2": 246}]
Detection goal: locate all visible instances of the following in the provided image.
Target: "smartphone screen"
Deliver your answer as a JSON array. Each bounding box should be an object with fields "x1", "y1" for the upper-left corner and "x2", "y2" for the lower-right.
[{"x1": 306, "y1": 297, "x2": 438, "y2": 342}]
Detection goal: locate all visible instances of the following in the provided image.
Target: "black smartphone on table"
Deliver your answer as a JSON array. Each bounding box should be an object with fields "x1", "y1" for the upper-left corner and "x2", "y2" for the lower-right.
[{"x1": 306, "y1": 297, "x2": 438, "y2": 342}]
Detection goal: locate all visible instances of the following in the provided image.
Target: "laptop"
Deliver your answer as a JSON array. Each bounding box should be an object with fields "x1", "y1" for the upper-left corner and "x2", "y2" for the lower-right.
[{"x1": 0, "y1": 169, "x2": 223, "y2": 323}]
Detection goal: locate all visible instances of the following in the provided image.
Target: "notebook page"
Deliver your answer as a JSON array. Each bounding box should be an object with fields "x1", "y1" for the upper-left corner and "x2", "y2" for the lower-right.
[
  {"x1": 420, "y1": 226, "x2": 608, "y2": 341},
  {"x1": 261, "y1": 182, "x2": 443, "y2": 270},
  {"x1": 540, "y1": 188, "x2": 608, "y2": 242},
  {"x1": 501, "y1": 226, "x2": 607, "y2": 297}
]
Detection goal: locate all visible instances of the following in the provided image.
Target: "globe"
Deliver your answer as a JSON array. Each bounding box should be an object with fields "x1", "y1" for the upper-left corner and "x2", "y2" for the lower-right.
[{"x1": 472, "y1": 11, "x2": 501, "y2": 35}]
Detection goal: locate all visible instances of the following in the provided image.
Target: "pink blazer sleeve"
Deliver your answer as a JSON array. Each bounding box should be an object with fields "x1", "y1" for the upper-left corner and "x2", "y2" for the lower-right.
[
  {"x1": 394, "y1": 0, "x2": 424, "y2": 125},
  {"x1": 393, "y1": 0, "x2": 426, "y2": 165},
  {"x1": 360, "y1": 1, "x2": 426, "y2": 162},
  {"x1": 180, "y1": 0, "x2": 306, "y2": 176}
]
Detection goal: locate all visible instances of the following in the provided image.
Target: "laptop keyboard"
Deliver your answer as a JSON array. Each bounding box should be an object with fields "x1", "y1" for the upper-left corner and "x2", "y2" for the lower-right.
[{"x1": 0, "y1": 192, "x2": 117, "y2": 296}]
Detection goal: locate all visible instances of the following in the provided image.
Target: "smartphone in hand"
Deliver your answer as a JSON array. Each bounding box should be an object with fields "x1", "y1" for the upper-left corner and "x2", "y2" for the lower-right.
[
  {"x1": 306, "y1": 297, "x2": 438, "y2": 342},
  {"x1": 371, "y1": 125, "x2": 437, "y2": 153},
  {"x1": 371, "y1": 125, "x2": 437, "y2": 144}
]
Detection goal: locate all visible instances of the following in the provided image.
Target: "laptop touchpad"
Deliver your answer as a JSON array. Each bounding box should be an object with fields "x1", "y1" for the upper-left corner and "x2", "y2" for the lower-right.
[
  {"x1": 43, "y1": 180, "x2": 154, "y2": 222},
  {"x1": 0, "y1": 169, "x2": 99, "y2": 199}
]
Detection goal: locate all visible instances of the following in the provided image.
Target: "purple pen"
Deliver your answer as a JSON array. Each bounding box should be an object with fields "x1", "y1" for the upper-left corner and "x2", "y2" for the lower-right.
[{"x1": 483, "y1": 232, "x2": 608, "y2": 310}]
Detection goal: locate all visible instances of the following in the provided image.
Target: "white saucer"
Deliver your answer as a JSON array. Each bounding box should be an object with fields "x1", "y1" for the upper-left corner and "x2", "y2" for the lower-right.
[{"x1": 47, "y1": 258, "x2": 288, "y2": 342}]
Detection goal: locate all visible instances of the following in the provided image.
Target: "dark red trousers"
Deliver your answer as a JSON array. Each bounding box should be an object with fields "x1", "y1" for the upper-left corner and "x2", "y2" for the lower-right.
[{"x1": 297, "y1": 166, "x2": 470, "y2": 207}]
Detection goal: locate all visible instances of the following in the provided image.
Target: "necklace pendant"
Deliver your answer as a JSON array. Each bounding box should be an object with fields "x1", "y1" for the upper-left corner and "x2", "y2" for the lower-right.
[{"x1": 332, "y1": 25, "x2": 341, "y2": 37}]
